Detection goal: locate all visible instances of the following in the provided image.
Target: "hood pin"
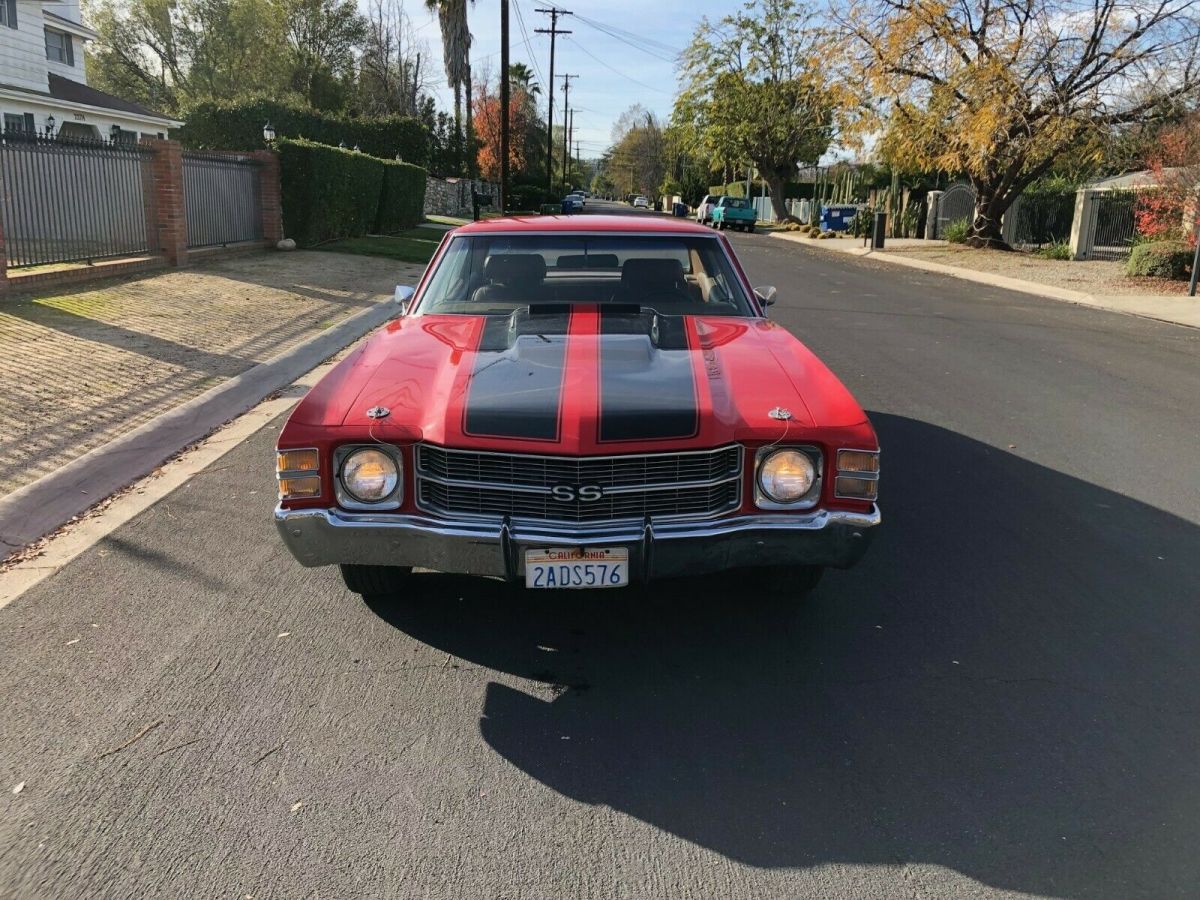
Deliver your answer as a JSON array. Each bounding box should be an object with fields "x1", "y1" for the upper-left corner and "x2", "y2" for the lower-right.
[
  {"x1": 366, "y1": 406, "x2": 391, "y2": 420},
  {"x1": 768, "y1": 407, "x2": 793, "y2": 421}
]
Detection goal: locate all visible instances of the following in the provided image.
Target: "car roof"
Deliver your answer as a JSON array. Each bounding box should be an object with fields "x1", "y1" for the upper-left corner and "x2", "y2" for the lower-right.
[{"x1": 454, "y1": 214, "x2": 714, "y2": 235}]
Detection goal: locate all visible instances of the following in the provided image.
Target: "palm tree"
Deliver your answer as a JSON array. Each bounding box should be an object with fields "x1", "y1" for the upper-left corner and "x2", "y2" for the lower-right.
[
  {"x1": 425, "y1": 0, "x2": 474, "y2": 174},
  {"x1": 507, "y1": 62, "x2": 539, "y2": 96}
]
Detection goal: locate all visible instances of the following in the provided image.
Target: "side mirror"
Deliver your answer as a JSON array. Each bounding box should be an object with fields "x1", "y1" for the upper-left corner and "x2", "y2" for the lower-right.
[
  {"x1": 754, "y1": 285, "x2": 777, "y2": 309},
  {"x1": 394, "y1": 284, "x2": 415, "y2": 315}
]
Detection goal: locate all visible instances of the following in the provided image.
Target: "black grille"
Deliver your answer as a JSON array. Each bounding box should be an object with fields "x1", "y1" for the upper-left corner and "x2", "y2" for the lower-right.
[{"x1": 415, "y1": 445, "x2": 742, "y2": 523}]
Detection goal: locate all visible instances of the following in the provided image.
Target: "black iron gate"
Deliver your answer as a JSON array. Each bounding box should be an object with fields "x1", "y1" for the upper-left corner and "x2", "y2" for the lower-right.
[
  {"x1": 0, "y1": 132, "x2": 155, "y2": 268},
  {"x1": 1086, "y1": 191, "x2": 1138, "y2": 260},
  {"x1": 182, "y1": 152, "x2": 263, "y2": 248}
]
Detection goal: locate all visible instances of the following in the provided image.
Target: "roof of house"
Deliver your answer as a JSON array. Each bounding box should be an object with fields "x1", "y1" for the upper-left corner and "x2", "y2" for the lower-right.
[
  {"x1": 457, "y1": 214, "x2": 713, "y2": 235},
  {"x1": 1089, "y1": 168, "x2": 1188, "y2": 190},
  {"x1": 47, "y1": 73, "x2": 169, "y2": 121}
]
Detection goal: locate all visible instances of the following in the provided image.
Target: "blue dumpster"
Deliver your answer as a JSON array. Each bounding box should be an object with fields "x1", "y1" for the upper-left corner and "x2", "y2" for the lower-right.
[
  {"x1": 818, "y1": 204, "x2": 858, "y2": 232},
  {"x1": 672, "y1": 202, "x2": 688, "y2": 217}
]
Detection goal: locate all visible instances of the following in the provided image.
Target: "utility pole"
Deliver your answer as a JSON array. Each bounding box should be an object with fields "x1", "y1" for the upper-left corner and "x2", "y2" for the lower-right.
[
  {"x1": 499, "y1": 0, "x2": 510, "y2": 212},
  {"x1": 535, "y1": 8, "x2": 571, "y2": 191},
  {"x1": 559, "y1": 74, "x2": 577, "y2": 192}
]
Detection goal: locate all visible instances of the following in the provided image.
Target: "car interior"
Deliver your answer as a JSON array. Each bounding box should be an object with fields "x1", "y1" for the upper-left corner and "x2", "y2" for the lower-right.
[{"x1": 420, "y1": 237, "x2": 754, "y2": 317}]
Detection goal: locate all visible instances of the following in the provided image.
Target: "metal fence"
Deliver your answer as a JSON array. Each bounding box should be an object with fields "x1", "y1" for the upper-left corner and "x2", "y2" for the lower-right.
[
  {"x1": 1086, "y1": 190, "x2": 1139, "y2": 260},
  {"x1": 182, "y1": 152, "x2": 263, "y2": 249},
  {"x1": 0, "y1": 132, "x2": 155, "y2": 268},
  {"x1": 1005, "y1": 191, "x2": 1076, "y2": 249}
]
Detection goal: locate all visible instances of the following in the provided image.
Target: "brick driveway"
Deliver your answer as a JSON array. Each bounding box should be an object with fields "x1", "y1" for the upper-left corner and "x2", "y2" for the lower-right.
[{"x1": 0, "y1": 251, "x2": 425, "y2": 496}]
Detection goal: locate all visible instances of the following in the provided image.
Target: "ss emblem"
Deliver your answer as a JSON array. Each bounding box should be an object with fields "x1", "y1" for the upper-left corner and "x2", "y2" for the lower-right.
[{"x1": 551, "y1": 484, "x2": 604, "y2": 502}]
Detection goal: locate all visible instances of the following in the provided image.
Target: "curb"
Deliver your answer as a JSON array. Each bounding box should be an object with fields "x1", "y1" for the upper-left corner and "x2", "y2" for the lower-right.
[
  {"x1": 0, "y1": 300, "x2": 399, "y2": 557},
  {"x1": 767, "y1": 232, "x2": 1198, "y2": 329}
]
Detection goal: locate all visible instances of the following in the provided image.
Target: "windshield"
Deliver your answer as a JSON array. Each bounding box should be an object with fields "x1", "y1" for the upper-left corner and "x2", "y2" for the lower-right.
[{"x1": 417, "y1": 234, "x2": 756, "y2": 317}]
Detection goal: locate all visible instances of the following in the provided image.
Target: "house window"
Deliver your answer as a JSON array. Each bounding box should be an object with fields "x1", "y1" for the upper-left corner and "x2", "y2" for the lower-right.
[
  {"x1": 1, "y1": 0, "x2": 16, "y2": 29},
  {"x1": 111, "y1": 126, "x2": 136, "y2": 146},
  {"x1": 45, "y1": 29, "x2": 74, "y2": 66},
  {"x1": 3, "y1": 113, "x2": 35, "y2": 134}
]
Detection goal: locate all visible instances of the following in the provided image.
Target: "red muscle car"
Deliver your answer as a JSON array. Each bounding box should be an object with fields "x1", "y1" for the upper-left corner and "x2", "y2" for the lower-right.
[{"x1": 275, "y1": 215, "x2": 879, "y2": 598}]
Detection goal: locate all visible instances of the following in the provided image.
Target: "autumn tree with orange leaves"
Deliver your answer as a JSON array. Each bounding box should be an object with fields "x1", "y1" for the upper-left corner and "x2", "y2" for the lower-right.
[
  {"x1": 475, "y1": 87, "x2": 533, "y2": 183},
  {"x1": 840, "y1": 0, "x2": 1200, "y2": 249}
]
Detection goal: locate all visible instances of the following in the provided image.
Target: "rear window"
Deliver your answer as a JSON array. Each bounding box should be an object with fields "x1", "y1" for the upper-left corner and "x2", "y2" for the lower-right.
[
  {"x1": 723, "y1": 198, "x2": 749, "y2": 209},
  {"x1": 417, "y1": 234, "x2": 755, "y2": 317}
]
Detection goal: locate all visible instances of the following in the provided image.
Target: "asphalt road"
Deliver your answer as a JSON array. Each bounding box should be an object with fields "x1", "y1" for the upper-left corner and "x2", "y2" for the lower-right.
[{"x1": 2, "y1": 201, "x2": 1199, "y2": 899}]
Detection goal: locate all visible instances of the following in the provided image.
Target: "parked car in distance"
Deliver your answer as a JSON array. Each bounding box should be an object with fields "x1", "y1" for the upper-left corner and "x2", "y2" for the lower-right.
[
  {"x1": 710, "y1": 196, "x2": 757, "y2": 232},
  {"x1": 695, "y1": 194, "x2": 716, "y2": 224},
  {"x1": 274, "y1": 215, "x2": 881, "y2": 600},
  {"x1": 561, "y1": 194, "x2": 583, "y2": 213},
  {"x1": 632, "y1": 196, "x2": 649, "y2": 209}
]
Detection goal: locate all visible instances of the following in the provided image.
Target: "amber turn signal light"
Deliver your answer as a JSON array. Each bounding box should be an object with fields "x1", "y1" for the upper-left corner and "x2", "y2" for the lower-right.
[
  {"x1": 277, "y1": 448, "x2": 319, "y2": 474},
  {"x1": 835, "y1": 475, "x2": 878, "y2": 501},
  {"x1": 836, "y1": 449, "x2": 879, "y2": 474},
  {"x1": 278, "y1": 476, "x2": 321, "y2": 500}
]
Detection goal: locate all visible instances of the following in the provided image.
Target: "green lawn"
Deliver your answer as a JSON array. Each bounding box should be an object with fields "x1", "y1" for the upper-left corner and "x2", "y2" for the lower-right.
[{"x1": 319, "y1": 226, "x2": 448, "y2": 264}]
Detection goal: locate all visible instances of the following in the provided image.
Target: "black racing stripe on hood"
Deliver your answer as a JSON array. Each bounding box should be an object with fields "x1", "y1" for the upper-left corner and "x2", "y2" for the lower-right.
[
  {"x1": 597, "y1": 314, "x2": 699, "y2": 443},
  {"x1": 462, "y1": 311, "x2": 571, "y2": 441}
]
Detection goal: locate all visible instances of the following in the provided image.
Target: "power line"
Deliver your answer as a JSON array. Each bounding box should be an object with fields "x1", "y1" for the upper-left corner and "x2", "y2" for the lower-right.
[
  {"x1": 512, "y1": 2, "x2": 545, "y2": 88},
  {"x1": 565, "y1": 35, "x2": 674, "y2": 95},
  {"x1": 572, "y1": 13, "x2": 679, "y2": 63}
]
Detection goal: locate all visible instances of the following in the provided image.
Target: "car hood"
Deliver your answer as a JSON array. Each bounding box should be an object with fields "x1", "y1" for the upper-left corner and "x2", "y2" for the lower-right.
[{"x1": 288, "y1": 308, "x2": 873, "y2": 452}]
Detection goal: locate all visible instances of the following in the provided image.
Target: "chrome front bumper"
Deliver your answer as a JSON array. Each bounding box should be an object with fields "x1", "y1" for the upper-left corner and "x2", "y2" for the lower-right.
[{"x1": 274, "y1": 506, "x2": 881, "y2": 581}]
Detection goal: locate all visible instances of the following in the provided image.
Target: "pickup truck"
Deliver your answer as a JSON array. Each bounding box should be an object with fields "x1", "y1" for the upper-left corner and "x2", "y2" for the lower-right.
[{"x1": 709, "y1": 196, "x2": 757, "y2": 232}]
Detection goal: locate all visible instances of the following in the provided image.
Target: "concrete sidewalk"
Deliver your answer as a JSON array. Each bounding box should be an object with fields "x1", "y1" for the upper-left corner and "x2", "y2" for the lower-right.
[{"x1": 769, "y1": 232, "x2": 1200, "y2": 328}]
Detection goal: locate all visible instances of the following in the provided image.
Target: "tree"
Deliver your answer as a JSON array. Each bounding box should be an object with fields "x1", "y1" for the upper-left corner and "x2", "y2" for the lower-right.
[
  {"x1": 507, "y1": 62, "x2": 540, "y2": 96},
  {"x1": 358, "y1": 0, "x2": 434, "y2": 117},
  {"x1": 425, "y1": 0, "x2": 475, "y2": 175},
  {"x1": 475, "y1": 86, "x2": 533, "y2": 181},
  {"x1": 609, "y1": 105, "x2": 667, "y2": 197},
  {"x1": 279, "y1": 0, "x2": 367, "y2": 110},
  {"x1": 87, "y1": 0, "x2": 291, "y2": 114},
  {"x1": 675, "y1": 0, "x2": 835, "y2": 221},
  {"x1": 1134, "y1": 113, "x2": 1200, "y2": 245},
  {"x1": 841, "y1": 0, "x2": 1200, "y2": 248}
]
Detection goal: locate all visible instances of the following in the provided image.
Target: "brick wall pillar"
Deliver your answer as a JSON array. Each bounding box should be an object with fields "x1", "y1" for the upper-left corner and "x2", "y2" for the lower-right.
[
  {"x1": 144, "y1": 138, "x2": 188, "y2": 268},
  {"x1": 251, "y1": 149, "x2": 282, "y2": 244}
]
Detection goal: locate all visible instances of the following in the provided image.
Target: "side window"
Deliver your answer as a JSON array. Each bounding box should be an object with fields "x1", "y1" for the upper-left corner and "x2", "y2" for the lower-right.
[
  {"x1": 1, "y1": 0, "x2": 16, "y2": 29},
  {"x1": 46, "y1": 30, "x2": 74, "y2": 65}
]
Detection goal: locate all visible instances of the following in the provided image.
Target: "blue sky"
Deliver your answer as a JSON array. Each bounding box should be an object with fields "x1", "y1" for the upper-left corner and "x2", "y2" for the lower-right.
[{"x1": 403, "y1": 0, "x2": 740, "y2": 157}]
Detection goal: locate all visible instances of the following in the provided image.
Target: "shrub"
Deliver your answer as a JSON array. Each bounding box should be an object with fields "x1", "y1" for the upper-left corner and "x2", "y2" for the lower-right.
[
  {"x1": 179, "y1": 98, "x2": 430, "y2": 168},
  {"x1": 943, "y1": 219, "x2": 970, "y2": 243},
  {"x1": 375, "y1": 160, "x2": 428, "y2": 234},
  {"x1": 1126, "y1": 240, "x2": 1194, "y2": 280},
  {"x1": 1034, "y1": 241, "x2": 1071, "y2": 260},
  {"x1": 508, "y1": 183, "x2": 559, "y2": 211},
  {"x1": 278, "y1": 139, "x2": 386, "y2": 247}
]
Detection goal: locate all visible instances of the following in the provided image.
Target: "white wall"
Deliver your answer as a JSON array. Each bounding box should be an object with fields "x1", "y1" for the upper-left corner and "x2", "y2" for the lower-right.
[
  {"x1": 0, "y1": 1, "x2": 52, "y2": 93},
  {"x1": 0, "y1": 93, "x2": 168, "y2": 140}
]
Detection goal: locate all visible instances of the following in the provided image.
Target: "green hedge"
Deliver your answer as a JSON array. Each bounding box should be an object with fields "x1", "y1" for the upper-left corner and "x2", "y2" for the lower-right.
[
  {"x1": 179, "y1": 98, "x2": 429, "y2": 168},
  {"x1": 279, "y1": 139, "x2": 384, "y2": 246},
  {"x1": 1126, "y1": 240, "x2": 1194, "y2": 280},
  {"x1": 375, "y1": 160, "x2": 428, "y2": 233}
]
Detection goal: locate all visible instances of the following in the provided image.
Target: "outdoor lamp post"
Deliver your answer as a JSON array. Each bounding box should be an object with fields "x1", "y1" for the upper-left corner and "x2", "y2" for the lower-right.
[
  {"x1": 45, "y1": 114, "x2": 55, "y2": 136},
  {"x1": 353, "y1": 144, "x2": 360, "y2": 152},
  {"x1": 109, "y1": 123, "x2": 120, "y2": 140},
  {"x1": 262, "y1": 121, "x2": 276, "y2": 142},
  {"x1": 338, "y1": 140, "x2": 346, "y2": 149}
]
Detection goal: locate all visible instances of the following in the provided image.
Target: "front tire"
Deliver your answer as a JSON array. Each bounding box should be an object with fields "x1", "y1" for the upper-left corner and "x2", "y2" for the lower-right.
[
  {"x1": 748, "y1": 224, "x2": 756, "y2": 234},
  {"x1": 340, "y1": 564, "x2": 412, "y2": 596}
]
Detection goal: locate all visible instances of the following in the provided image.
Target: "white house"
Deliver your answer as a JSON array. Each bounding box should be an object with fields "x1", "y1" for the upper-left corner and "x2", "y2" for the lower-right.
[{"x1": 0, "y1": 0, "x2": 181, "y2": 141}]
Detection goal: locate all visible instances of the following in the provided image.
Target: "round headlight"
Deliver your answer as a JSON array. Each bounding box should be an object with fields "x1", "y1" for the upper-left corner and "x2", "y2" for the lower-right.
[
  {"x1": 758, "y1": 449, "x2": 816, "y2": 503},
  {"x1": 341, "y1": 448, "x2": 398, "y2": 502}
]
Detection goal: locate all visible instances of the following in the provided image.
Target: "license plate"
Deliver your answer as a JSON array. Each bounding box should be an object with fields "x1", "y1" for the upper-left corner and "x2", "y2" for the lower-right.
[{"x1": 524, "y1": 547, "x2": 629, "y2": 589}]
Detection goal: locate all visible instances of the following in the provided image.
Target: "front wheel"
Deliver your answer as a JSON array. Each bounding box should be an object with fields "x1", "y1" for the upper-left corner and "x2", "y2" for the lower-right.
[
  {"x1": 340, "y1": 564, "x2": 413, "y2": 596},
  {"x1": 748, "y1": 224, "x2": 756, "y2": 234}
]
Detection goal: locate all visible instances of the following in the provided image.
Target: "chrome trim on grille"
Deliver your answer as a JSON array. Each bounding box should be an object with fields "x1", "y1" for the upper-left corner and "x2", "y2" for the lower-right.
[{"x1": 415, "y1": 444, "x2": 743, "y2": 524}]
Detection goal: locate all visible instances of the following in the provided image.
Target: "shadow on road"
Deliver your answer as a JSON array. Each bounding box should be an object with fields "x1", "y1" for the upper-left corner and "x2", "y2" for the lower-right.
[{"x1": 365, "y1": 413, "x2": 1200, "y2": 897}]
